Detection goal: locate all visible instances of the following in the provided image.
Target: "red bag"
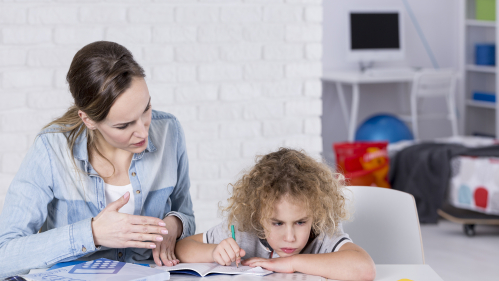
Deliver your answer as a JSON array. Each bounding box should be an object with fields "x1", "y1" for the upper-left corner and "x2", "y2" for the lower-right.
[{"x1": 333, "y1": 141, "x2": 390, "y2": 188}]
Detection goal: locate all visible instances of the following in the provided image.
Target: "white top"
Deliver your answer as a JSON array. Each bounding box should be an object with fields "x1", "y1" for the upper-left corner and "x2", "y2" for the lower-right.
[{"x1": 105, "y1": 183, "x2": 135, "y2": 215}]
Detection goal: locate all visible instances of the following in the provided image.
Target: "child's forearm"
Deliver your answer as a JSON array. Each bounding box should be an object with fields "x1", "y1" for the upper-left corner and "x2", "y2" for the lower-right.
[
  {"x1": 175, "y1": 238, "x2": 216, "y2": 263},
  {"x1": 291, "y1": 249, "x2": 376, "y2": 281}
]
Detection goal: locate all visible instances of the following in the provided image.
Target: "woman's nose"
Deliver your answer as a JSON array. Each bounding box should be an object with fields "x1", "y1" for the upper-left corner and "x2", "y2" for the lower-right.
[{"x1": 134, "y1": 119, "x2": 148, "y2": 139}]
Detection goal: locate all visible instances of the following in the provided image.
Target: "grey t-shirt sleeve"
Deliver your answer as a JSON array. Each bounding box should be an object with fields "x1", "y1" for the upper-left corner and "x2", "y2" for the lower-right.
[
  {"x1": 203, "y1": 222, "x2": 231, "y2": 244},
  {"x1": 316, "y1": 223, "x2": 353, "y2": 254}
]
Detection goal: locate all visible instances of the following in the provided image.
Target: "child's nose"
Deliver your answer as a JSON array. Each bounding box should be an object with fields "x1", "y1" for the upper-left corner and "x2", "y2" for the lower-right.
[{"x1": 284, "y1": 228, "x2": 296, "y2": 242}]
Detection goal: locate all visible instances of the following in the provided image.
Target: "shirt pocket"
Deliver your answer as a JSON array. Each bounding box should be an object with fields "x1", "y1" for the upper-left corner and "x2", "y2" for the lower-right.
[{"x1": 142, "y1": 186, "x2": 174, "y2": 219}]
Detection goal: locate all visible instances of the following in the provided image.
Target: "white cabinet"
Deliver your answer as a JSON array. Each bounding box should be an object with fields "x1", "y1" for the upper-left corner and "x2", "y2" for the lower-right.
[{"x1": 461, "y1": 0, "x2": 499, "y2": 137}]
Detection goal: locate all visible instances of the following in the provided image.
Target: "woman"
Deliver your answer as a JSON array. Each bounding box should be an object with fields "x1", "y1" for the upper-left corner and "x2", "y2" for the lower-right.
[{"x1": 0, "y1": 41, "x2": 194, "y2": 277}]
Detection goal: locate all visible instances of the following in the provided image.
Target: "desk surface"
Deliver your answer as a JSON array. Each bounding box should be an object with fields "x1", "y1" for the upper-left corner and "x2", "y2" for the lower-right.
[
  {"x1": 168, "y1": 264, "x2": 443, "y2": 281},
  {"x1": 322, "y1": 70, "x2": 416, "y2": 84}
]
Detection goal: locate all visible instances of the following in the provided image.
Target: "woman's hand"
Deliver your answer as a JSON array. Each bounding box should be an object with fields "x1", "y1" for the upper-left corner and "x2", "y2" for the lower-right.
[
  {"x1": 152, "y1": 216, "x2": 182, "y2": 267},
  {"x1": 212, "y1": 238, "x2": 246, "y2": 266},
  {"x1": 242, "y1": 256, "x2": 295, "y2": 273},
  {"x1": 91, "y1": 192, "x2": 168, "y2": 249}
]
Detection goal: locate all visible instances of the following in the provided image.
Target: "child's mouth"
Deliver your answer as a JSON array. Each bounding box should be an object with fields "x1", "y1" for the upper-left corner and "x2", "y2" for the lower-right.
[{"x1": 280, "y1": 248, "x2": 296, "y2": 254}]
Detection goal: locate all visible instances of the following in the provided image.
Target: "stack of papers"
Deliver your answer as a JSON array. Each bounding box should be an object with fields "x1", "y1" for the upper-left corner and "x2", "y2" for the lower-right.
[{"x1": 21, "y1": 258, "x2": 170, "y2": 281}]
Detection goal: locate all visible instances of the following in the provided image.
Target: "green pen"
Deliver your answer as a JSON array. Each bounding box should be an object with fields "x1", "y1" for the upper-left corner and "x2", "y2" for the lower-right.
[{"x1": 231, "y1": 225, "x2": 239, "y2": 267}]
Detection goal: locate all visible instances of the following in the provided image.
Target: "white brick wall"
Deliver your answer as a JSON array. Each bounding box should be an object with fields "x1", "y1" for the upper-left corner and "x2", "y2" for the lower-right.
[{"x1": 0, "y1": 0, "x2": 323, "y2": 234}]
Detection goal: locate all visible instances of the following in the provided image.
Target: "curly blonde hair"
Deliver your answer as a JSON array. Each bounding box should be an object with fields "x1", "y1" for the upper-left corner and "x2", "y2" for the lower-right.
[{"x1": 222, "y1": 148, "x2": 349, "y2": 239}]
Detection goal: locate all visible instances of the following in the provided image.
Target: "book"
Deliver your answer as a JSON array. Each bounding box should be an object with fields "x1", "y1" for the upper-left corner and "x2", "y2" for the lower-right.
[
  {"x1": 20, "y1": 258, "x2": 170, "y2": 281},
  {"x1": 155, "y1": 262, "x2": 273, "y2": 277}
]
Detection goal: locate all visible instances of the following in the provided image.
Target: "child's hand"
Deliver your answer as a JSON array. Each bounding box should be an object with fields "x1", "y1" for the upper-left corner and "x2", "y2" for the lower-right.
[
  {"x1": 242, "y1": 257, "x2": 294, "y2": 273},
  {"x1": 212, "y1": 238, "x2": 246, "y2": 266}
]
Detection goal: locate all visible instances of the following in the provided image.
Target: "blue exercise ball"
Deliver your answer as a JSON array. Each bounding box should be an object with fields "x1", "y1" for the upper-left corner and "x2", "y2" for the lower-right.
[{"x1": 355, "y1": 114, "x2": 414, "y2": 143}]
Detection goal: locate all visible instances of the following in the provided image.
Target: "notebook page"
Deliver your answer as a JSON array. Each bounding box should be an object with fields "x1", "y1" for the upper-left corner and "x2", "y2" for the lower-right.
[
  {"x1": 209, "y1": 263, "x2": 272, "y2": 276},
  {"x1": 156, "y1": 262, "x2": 217, "y2": 275}
]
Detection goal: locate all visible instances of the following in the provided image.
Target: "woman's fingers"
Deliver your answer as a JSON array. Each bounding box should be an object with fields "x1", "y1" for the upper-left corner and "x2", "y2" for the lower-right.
[
  {"x1": 128, "y1": 215, "x2": 167, "y2": 227},
  {"x1": 129, "y1": 224, "x2": 168, "y2": 235},
  {"x1": 124, "y1": 240, "x2": 157, "y2": 249},
  {"x1": 160, "y1": 249, "x2": 172, "y2": 266},
  {"x1": 152, "y1": 246, "x2": 162, "y2": 266},
  {"x1": 167, "y1": 250, "x2": 179, "y2": 265},
  {"x1": 128, "y1": 233, "x2": 163, "y2": 242}
]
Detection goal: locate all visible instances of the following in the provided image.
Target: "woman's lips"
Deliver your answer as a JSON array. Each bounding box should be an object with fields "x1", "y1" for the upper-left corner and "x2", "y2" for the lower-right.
[
  {"x1": 133, "y1": 140, "x2": 146, "y2": 147},
  {"x1": 280, "y1": 248, "x2": 296, "y2": 254}
]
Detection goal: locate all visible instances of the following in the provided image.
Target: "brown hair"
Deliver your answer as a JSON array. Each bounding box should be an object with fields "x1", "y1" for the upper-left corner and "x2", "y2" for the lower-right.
[
  {"x1": 44, "y1": 41, "x2": 145, "y2": 172},
  {"x1": 222, "y1": 148, "x2": 349, "y2": 239}
]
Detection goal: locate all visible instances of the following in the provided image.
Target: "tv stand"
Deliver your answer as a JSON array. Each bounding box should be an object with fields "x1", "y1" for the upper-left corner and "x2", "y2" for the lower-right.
[
  {"x1": 358, "y1": 61, "x2": 374, "y2": 72},
  {"x1": 322, "y1": 68, "x2": 417, "y2": 141}
]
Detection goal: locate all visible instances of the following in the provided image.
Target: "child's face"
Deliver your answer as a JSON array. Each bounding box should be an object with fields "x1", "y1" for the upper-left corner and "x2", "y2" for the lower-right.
[{"x1": 263, "y1": 196, "x2": 312, "y2": 257}]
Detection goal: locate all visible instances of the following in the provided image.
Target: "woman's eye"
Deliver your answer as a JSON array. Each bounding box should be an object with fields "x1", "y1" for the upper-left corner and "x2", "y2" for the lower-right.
[
  {"x1": 296, "y1": 221, "x2": 306, "y2": 225},
  {"x1": 117, "y1": 124, "x2": 129, "y2": 130},
  {"x1": 272, "y1": 222, "x2": 282, "y2": 226},
  {"x1": 144, "y1": 104, "x2": 151, "y2": 112}
]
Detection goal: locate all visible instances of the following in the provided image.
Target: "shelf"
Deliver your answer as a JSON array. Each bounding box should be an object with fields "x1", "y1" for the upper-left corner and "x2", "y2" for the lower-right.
[
  {"x1": 466, "y1": 19, "x2": 496, "y2": 27},
  {"x1": 466, "y1": 99, "x2": 497, "y2": 109},
  {"x1": 466, "y1": 64, "x2": 496, "y2": 73}
]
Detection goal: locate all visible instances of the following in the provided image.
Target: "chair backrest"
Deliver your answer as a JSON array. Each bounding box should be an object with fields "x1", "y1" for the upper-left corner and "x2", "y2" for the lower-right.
[
  {"x1": 342, "y1": 186, "x2": 425, "y2": 264},
  {"x1": 412, "y1": 69, "x2": 456, "y2": 98}
]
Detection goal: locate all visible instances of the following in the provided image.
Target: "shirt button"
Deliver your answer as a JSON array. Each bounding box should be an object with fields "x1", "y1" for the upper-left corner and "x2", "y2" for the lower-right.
[
  {"x1": 118, "y1": 252, "x2": 123, "y2": 258},
  {"x1": 82, "y1": 246, "x2": 87, "y2": 253},
  {"x1": 131, "y1": 172, "x2": 136, "y2": 177},
  {"x1": 136, "y1": 190, "x2": 141, "y2": 194}
]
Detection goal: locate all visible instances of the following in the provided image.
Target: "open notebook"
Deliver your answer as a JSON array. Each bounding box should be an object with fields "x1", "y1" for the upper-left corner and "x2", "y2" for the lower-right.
[{"x1": 155, "y1": 262, "x2": 273, "y2": 277}]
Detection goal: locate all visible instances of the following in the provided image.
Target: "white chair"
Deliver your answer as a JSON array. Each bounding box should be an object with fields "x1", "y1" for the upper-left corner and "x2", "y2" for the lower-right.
[
  {"x1": 400, "y1": 69, "x2": 458, "y2": 140},
  {"x1": 342, "y1": 186, "x2": 425, "y2": 264}
]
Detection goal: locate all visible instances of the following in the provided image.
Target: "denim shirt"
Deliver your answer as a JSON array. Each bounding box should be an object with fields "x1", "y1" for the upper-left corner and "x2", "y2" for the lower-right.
[{"x1": 0, "y1": 110, "x2": 195, "y2": 277}]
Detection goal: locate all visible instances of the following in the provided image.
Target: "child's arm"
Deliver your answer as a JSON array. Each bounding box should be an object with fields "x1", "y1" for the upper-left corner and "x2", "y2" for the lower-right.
[
  {"x1": 175, "y1": 233, "x2": 246, "y2": 265},
  {"x1": 242, "y1": 242, "x2": 376, "y2": 281}
]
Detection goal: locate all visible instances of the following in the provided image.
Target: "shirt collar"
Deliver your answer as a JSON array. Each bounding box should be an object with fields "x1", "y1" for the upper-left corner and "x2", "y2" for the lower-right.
[
  {"x1": 73, "y1": 128, "x2": 157, "y2": 163},
  {"x1": 259, "y1": 238, "x2": 273, "y2": 253}
]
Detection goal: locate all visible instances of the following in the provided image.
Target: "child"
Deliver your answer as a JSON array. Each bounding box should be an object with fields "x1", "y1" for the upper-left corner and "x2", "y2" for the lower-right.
[{"x1": 175, "y1": 148, "x2": 376, "y2": 281}]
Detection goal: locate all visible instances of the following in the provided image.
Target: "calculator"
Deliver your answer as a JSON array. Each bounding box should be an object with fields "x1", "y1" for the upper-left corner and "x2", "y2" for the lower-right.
[{"x1": 68, "y1": 259, "x2": 125, "y2": 274}]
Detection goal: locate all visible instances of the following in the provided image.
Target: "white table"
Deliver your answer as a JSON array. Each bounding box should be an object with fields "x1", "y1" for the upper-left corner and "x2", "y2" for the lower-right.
[
  {"x1": 322, "y1": 70, "x2": 416, "y2": 141},
  {"x1": 168, "y1": 264, "x2": 443, "y2": 281}
]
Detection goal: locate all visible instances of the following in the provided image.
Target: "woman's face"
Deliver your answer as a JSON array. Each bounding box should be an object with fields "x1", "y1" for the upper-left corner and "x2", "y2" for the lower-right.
[{"x1": 94, "y1": 77, "x2": 152, "y2": 154}]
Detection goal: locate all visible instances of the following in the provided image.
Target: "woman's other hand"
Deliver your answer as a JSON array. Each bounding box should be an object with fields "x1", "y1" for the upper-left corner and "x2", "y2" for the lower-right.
[
  {"x1": 152, "y1": 216, "x2": 182, "y2": 267},
  {"x1": 91, "y1": 192, "x2": 168, "y2": 249}
]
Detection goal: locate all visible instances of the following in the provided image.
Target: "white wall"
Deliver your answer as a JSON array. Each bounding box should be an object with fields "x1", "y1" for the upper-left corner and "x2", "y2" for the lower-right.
[
  {"x1": 322, "y1": 0, "x2": 460, "y2": 162},
  {"x1": 0, "y1": 0, "x2": 323, "y2": 233}
]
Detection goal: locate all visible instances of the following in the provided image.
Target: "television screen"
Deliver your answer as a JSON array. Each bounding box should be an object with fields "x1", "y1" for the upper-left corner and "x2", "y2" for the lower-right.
[{"x1": 350, "y1": 13, "x2": 400, "y2": 50}]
